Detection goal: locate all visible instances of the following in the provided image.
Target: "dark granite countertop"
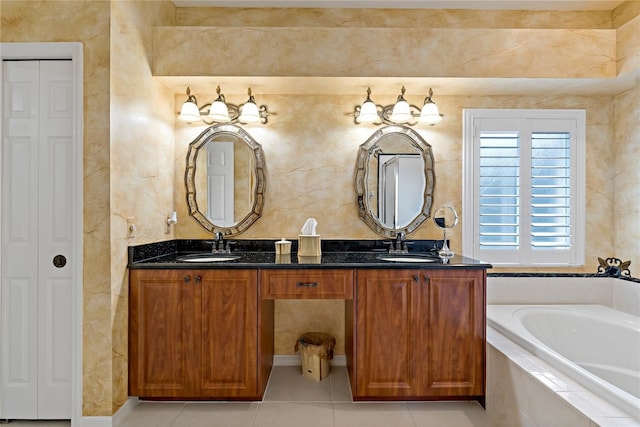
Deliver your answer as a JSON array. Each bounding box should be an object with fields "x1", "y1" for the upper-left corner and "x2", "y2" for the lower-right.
[{"x1": 128, "y1": 239, "x2": 492, "y2": 270}]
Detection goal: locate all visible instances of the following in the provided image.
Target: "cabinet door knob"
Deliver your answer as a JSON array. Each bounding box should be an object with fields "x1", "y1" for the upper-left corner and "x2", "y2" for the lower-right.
[
  {"x1": 413, "y1": 275, "x2": 419, "y2": 282},
  {"x1": 184, "y1": 275, "x2": 191, "y2": 283},
  {"x1": 195, "y1": 275, "x2": 202, "y2": 283}
]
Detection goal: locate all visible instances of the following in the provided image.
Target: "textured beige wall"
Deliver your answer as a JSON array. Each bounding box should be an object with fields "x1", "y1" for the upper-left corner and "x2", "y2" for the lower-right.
[
  {"x1": 169, "y1": 4, "x2": 638, "y2": 356},
  {"x1": 0, "y1": 0, "x2": 114, "y2": 416},
  {"x1": 176, "y1": 6, "x2": 614, "y2": 29},
  {"x1": 175, "y1": 93, "x2": 624, "y2": 354},
  {"x1": 1, "y1": 0, "x2": 177, "y2": 417},
  {"x1": 613, "y1": 13, "x2": 640, "y2": 272},
  {"x1": 2, "y1": 0, "x2": 638, "y2": 415},
  {"x1": 175, "y1": 94, "x2": 619, "y2": 268},
  {"x1": 154, "y1": 26, "x2": 616, "y2": 79},
  {"x1": 110, "y1": 0, "x2": 176, "y2": 413},
  {"x1": 614, "y1": 86, "x2": 640, "y2": 272}
]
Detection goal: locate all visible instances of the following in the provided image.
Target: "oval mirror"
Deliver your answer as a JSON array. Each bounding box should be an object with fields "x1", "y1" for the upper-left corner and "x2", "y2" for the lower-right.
[
  {"x1": 355, "y1": 125, "x2": 435, "y2": 237},
  {"x1": 185, "y1": 124, "x2": 266, "y2": 236}
]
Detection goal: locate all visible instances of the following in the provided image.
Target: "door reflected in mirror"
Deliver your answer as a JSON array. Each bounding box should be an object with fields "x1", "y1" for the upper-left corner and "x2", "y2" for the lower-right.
[
  {"x1": 186, "y1": 124, "x2": 265, "y2": 236},
  {"x1": 370, "y1": 151, "x2": 425, "y2": 229},
  {"x1": 195, "y1": 137, "x2": 255, "y2": 227},
  {"x1": 355, "y1": 126, "x2": 435, "y2": 238}
]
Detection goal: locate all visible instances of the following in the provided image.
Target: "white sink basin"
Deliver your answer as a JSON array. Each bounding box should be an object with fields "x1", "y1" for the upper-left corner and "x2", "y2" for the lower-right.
[
  {"x1": 177, "y1": 255, "x2": 241, "y2": 262},
  {"x1": 378, "y1": 256, "x2": 437, "y2": 263}
]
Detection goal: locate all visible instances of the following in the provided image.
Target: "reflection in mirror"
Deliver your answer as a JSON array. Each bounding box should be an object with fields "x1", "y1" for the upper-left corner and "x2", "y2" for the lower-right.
[
  {"x1": 433, "y1": 205, "x2": 458, "y2": 258},
  {"x1": 185, "y1": 124, "x2": 265, "y2": 236},
  {"x1": 355, "y1": 126, "x2": 435, "y2": 238}
]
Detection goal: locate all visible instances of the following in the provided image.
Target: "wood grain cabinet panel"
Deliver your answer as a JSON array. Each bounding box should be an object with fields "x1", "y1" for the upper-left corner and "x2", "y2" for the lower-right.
[
  {"x1": 420, "y1": 269, "x2": 485, "y2": 397},
  {"x1": 129, "y1": 270, "x2": 197, "y2": 398},
  {"x1": 353, "y1": 269, "x2": 485, "y2": 400},
  {"x1": 199, "y1": 271, "x2": 258, "y2": 397},
  {"x1": 129, "y1": 269, "x2": 262, "y2": 399},
  {"x1": 355, "y1": 270, "x2": 421, "y2": 397}
]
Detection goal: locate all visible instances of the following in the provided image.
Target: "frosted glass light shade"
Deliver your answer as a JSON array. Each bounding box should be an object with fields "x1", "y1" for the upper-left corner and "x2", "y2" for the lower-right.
[
  {"x1": 419, "y1": 102, "x2": 442, "y2": 125},
  {"x1": 390, "y1": 99, "x2": 411, "y2": 123},
  {"x1": 178, "y1": 100, "x2": 201, "y2": 123},
  {"x1": 358, "y1": 100, "x2": 379, "y2": 123},
  {"x1": 239, "y1": 101, "x2": 261, "y2": 123},
  {"x1": 208, "y1": 100, "x2": 230, "y2": 122}
]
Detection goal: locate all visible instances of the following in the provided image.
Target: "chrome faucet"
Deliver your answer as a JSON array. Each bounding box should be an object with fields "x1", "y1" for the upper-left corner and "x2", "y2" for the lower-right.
[
  {"x1": 396, "y1": 232, "x2": 407, "y2": 253},
  {"x1": 387, "y1": 232, "x2": 409, "y2": 254},
  {"x1": 212, "y1": 231, "x2": 224, "y2": 253}
]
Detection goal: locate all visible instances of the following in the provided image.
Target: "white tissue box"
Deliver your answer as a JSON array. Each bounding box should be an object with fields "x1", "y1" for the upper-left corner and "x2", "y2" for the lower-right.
[{"x1": 298, "y1": 235, "x2": 321, "y2": 257}]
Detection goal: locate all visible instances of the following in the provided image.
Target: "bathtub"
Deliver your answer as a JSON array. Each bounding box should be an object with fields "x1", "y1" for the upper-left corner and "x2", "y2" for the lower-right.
[{"x1": 487, "y1": 304, "x2": 640, "y2": 420}]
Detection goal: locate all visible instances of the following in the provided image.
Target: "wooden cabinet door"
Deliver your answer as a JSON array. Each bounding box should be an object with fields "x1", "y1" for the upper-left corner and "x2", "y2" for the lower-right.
[
  {"x1": 419, "y1": 269, "x2": 485, "y2": 397},
  {"x1": 129, "y1": 270, "x2": 198, "y2": 398},
  {"x1": 354, "y1": 269, "x2": 421, "y2": 398},
  {"x1": 198, "y1": 270, "x2": 258, "y2": 397}
]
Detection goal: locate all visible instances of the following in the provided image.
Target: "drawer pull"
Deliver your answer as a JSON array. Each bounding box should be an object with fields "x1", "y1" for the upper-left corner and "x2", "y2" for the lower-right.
[{"x1": 296, "y1": 282, "x2": 318, "y2": 288}]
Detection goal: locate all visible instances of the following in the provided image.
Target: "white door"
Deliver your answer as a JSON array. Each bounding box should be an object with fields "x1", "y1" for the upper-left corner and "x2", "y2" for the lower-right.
[
  {"x1": 1, "y1": 60, "x2": 73, "y2": 419},
  {"x1": 207, "y1": 141, "x2": 234, "y2": 227},
  {"x1": 396, "y1": 155, "x2": 424, "y2": 228},
  {"x1": 379, "y1": 155, "x2": 398, "y2": 228}
]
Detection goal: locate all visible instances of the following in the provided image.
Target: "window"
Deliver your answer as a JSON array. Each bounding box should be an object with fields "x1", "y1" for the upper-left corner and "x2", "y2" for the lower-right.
[{"x1": 463, "y1": 109, "x2": 585, "y2": 266}]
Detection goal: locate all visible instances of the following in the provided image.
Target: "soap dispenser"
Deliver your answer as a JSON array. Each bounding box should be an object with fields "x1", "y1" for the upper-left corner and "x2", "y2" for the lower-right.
[{"x1": 275, "y1": 238, "x2": 291, "y2": 255}]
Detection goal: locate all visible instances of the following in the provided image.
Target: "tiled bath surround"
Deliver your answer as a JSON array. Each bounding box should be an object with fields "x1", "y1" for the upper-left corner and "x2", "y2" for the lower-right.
[{"x1": 486, "y1": 276, "x2": 640, "y2": 426}]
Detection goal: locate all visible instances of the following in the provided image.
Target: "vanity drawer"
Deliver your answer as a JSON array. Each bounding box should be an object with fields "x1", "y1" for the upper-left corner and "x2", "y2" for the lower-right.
[{"x1": 261, "y1": 269, "x2": 354, "y2": 299}]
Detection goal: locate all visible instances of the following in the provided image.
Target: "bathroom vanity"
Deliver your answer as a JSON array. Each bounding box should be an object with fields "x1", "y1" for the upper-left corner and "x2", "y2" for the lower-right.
[{"x1": 127, "y1": 240, "x2": 490, "y2": 404}]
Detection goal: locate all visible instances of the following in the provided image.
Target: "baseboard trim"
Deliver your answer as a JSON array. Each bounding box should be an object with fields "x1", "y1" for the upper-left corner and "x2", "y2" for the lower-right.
[
  {"x1": 111, "y1": 397, "x2": 139, "y2": 427},
  {"x1": 274, "y1": 354, "x2": 346, "y2": 366},
  {"x1": 78, "y1": 415, "x2": 112, "y2": 426}
]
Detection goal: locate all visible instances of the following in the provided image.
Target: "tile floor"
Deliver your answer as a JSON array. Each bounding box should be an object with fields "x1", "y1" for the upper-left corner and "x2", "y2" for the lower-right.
[{"x1": 6, "y1": 366, "x2": 495, "y2": 427}]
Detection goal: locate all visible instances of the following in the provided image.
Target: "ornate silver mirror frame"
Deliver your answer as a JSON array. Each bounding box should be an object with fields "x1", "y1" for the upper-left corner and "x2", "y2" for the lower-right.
[
  {"x1": 185, "y1": 124, "x2": 266, "y2": 236},
  {"x1": 355, "y1": 125, "x2": 435, "y2": 238}
]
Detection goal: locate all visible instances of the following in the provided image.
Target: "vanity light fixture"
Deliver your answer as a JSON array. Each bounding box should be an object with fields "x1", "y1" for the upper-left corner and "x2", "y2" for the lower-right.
[
  {"x1": 419, "y1": 88, "x2": 442, "y2": 125},
  {"x1": 353, "y1": 86, "x2": 443, "y2": 126},
  {"x1": 178, "y1": 87, "x2": 201, "y2": 123},
  {"x1": 238, "y1": 88, "x2": 265, "y2": 123},
  {"x1": 356, "y1": 87, "x2": 382, "y2": 124},
  {"x1": 178, "y1": 86, "x2": 271, "y2": 125},
  {"x1": 389, "y1": 86, "x2": 412, "y2": 124},
  {"x1": 208, "y1": 86, "x2": 231, "y2": 122}
]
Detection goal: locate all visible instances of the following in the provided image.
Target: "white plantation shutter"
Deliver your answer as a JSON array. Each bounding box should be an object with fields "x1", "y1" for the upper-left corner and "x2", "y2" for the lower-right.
[
  {"x1": 478, "y1": 130, "x2": 520, "y2": 251},
  {"x1": 530, "y1": 131, "x2": 571, "y2": 250},
  {"x1": 463, "y1": 110, "x2": 585, "y2": 266}
]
